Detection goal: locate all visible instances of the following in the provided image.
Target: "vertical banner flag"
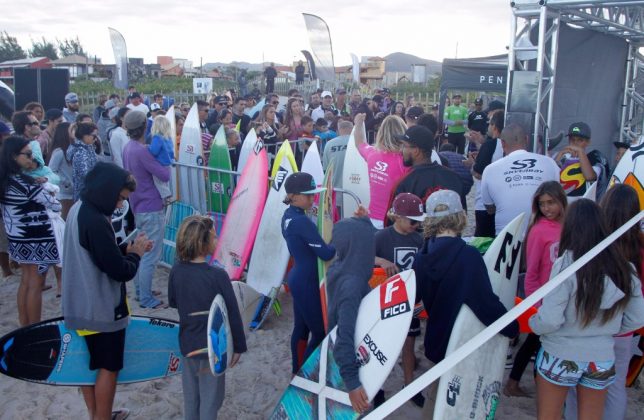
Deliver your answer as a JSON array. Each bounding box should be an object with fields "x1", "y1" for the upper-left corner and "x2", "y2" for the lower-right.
[
  {"x1": 108, "y1": 28, "x2": 128, "y2": 90},
  {"x1": 301, "y1": 50, "x2": 317, "y2": 81},
  {"x1": 351, "y1": 53, "x2": 360, "y2": 83},
  {"x1": 302, "y1": 13, "x2": 336, "y2": 82}
]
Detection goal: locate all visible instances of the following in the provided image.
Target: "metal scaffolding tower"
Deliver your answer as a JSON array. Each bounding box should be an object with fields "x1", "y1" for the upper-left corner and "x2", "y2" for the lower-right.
[{"x1": 509, "y1": 0, "x2": 644, "y2": 149}]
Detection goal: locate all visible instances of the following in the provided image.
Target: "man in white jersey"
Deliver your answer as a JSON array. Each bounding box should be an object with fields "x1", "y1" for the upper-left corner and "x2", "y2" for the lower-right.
[
  {"x1": 126, "y1": 92, "x2": 149, "y2": 115},
  {"x1": 481, "y1": 123, "x2": 560, "y2": 236}
]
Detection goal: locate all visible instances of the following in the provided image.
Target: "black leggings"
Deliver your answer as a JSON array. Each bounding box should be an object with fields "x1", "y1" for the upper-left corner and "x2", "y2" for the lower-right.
[{"x1": 509, "y1": 333, "x2": 541, "y2": 381}]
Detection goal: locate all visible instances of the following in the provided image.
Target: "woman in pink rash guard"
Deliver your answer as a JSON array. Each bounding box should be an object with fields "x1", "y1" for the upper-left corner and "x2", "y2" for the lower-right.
[{"x1": 354, "y1": 113, "x2": 410, "y2": 229}]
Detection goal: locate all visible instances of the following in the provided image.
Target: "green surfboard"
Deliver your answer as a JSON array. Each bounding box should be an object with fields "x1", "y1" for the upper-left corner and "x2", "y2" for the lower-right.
[{"x1": 208, "y1": 125, "x2": 233, "y2": 213}]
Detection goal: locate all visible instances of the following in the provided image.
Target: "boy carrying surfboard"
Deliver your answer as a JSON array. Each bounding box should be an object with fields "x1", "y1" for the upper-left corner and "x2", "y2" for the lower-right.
[
  {"x1": 412, "y1": 189, "x2": 518, "y2": 416},
  {"x1": 326, "y1": 207, "x2": 384, "y2": 414}
]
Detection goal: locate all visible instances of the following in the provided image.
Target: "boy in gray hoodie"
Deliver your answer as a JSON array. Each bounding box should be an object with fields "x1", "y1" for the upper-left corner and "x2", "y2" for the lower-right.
[{"x1": 326, "y1": 213, "x2": 377, "y2": 414}]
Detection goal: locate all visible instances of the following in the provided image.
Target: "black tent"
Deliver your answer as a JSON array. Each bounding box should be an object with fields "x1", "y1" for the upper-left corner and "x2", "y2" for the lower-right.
[{"x1": 438, "y1": 55, "x2": 508, "y2": 128}]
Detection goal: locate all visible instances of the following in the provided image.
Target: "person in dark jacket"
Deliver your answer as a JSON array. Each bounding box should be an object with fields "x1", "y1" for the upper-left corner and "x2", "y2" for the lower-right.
[
  {"x1": 281, "y1": 172, "x2": 336, "y2": 374},
  {"x1": 326, "y1": 213, "x2": 376, "y2": 414},
  {"x1": 62, "y1": 162, "x2": 152, "y2": 420},
  {"x1": 413, "y1": 189, "x2": 518, "y2": 415}
]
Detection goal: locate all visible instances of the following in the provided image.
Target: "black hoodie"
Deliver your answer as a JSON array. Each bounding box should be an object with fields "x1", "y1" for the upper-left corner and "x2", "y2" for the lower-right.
[{"x1": 413, "y1": 236, "x2": 518, "y2": 363}]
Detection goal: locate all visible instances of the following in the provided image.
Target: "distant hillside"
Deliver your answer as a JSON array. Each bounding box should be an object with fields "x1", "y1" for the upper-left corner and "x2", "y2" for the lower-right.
[
  {"x1": 201, "y1": 61, "x2": 286, "y2": 72},
  {"x1": 384, "y1": 52, "x2": 442, "y2": 74}
]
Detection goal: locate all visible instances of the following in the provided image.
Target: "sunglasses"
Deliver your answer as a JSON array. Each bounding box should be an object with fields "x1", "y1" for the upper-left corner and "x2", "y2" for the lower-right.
[
  {"x1": 408, "y1": 219, "x2": 420, "y2": 226},
  {"x1": 27, "y1": 121, "x2": 40, "y2": 127},
  {"x1": 182, "y1": 108, "x2": 190, "y2": 112},
  {"x1": 18, "y1": 151, "x2": 33, "y2": 158},
  {"x1": 271, "y1": 101, "x2": 279, "y2": 105}
]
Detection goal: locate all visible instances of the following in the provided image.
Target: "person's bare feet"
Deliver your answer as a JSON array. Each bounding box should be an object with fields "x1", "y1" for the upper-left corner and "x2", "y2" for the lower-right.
[{"x1": 503, "y1": 379, "x2": 530, "y2": 397}]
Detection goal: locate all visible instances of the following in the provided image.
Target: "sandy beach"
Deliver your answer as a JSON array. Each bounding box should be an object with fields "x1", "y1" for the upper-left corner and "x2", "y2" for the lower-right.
[
  {"x1": 1, "y1": 188, "x2": 643, "y2": 419},
  {"x1": 0, "y1": 262, "x2": 643, "y2": 419}
]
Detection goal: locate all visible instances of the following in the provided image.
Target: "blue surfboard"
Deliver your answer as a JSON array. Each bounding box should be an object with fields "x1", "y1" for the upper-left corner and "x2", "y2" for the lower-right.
[{"x1": 0, "y1": 316, "x2": 182, "y2": 386}]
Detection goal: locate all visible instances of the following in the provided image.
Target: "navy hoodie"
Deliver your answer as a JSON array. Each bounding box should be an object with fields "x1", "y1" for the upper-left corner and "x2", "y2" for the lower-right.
[
  {"x1": 413, "y1": 236, "x2": 518, "y2": 363},
  {"x1": 326, "y1": 216, "x2": 376, "y2": 390}
]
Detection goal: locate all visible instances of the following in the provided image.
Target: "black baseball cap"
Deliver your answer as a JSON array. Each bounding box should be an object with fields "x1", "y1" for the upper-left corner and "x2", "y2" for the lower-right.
[
  {"x1": 45, "y1": 108, "x2": 63, "y2": 121},
  {"x1": 613, "y1": 141, "x2": 630, "y2": 149},
  {"x1": 474, "y1": 98, "x2": 483, "y2": 105},
  {"x1": 395, "y1": 125, "x2": 434, "y2": 152},
  {"x1": 284, "y1": 172, "x2": 326, "y2": 194},
  {"x1": 567, "y1": 122, "x2": 591, "y2": 139},
  {"x1": 215, "y1": 96, "x2": 228, "y2": 104},
  {"x1": 128, "y1": 92, "x2": 142, "y2": 99},
  {"x1": 405, "y1": 106, "x2": 424, "y2": 120}
]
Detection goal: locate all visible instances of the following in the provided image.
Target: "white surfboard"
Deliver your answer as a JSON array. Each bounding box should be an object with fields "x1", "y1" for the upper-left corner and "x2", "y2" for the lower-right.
[
  {"x1": 271, "y1": 270, "x2": 416, "y2": 418},
  {"x1": 207, "y1": 294, "x2": 233, "y2": 376},
  {"x1": 230, "y1": 281, "x2": 263, "y2": 334},
  {"x1": 582, "y1": 181, "x2": 597, "y2": 201},
  {"x1": 300, "y1": 139, "x2": 324, "y2": 223},
  {"x1": 433, "y1": 213, "x2": 524, "y2": 420},
  {"x1": 342, "y1": 125, "x2": 370, "y2": 218},
  {"x1": 236, "y1": 128, "x2": 257, "y2": 178},
  {"x1": 178, "y1": 103, "x2": 207, "y2": 213},
  {"x1": 610, "y1": 140, "x2": 644, "y2": 209},
  {"x1": 165, "y1": 105, "x2": 178, "y2": 200},
  {"x1": 246, "y1": 141, "x2": 297, "y2": 297}
]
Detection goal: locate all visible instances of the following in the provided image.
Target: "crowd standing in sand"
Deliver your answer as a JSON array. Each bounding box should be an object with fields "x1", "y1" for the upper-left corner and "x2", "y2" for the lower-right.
[{"x1": 0, "y1": 83, "x2": 643, "y2": 420}]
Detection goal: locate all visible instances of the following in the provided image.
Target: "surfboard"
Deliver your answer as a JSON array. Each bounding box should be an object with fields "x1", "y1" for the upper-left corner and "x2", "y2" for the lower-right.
[
  {"x1": 246, "y1": 141, "x2": 298, "y2": 330},
  {"x1": 212, "y1": 137, "x2": 268, "y2": 280},
  {"x1": 0, "y1": 316, "x2": 181, "y2": 386},
  {"x1": 317, "y1": 162, "x2": 335, "y2": 332},
  {"x1": 236, "y1": 127, "x2": 258, "y2": 179},
  {"x1": 271, "y1": 270, "x2": 416, "y2": 419},
  {"x1": 342, "y1": 125, "x2": 370, "y2": 218},
  {"x1": 208, "y1": 125, "x2": 234, "y2": 213},
  {"x1": 230, "y1": 281, "x2": 263, "y2": 333},
  {"x1": 178, "y1": 103, "x2": 207, "y2": 214},
  {"x1": 165, "y1": 105, "x2": 179, "y2": 201},
  {"x1": 207, "y1": 294, "x2": 233, "y2": 376},
  {"x1": 161, "y1": 201, "x2": 199, "y2": 267},
  {"x1": 582, "y1": 180, "x2": 597, "y2": 201},
  {"x1": 610, "y1": 140, "x2": 644, "y2": 209},
  {"x1": 433, "y1": 213, "x2": 524, "y2": 420},
  {"x1": 301, "y1": 139, "x2": 325, "y2": 223}
]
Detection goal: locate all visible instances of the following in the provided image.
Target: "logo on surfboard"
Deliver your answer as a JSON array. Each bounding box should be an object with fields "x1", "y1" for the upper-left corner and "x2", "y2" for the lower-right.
[
  {"x1": 494, "y1": 233, "x2": 521, "y2": 281},
  {"x1": 356, "y1": 345, "x2": 370, "y2": 366},
  {"x1": 446, "y1": 375, "x2": 462, "y2": 406},
  {"x1": 273, "y1": 167, "x2": 288, "y2": 191},
  {"x1": 379, "y1": 275, "x2": 410, "y2": 320}
]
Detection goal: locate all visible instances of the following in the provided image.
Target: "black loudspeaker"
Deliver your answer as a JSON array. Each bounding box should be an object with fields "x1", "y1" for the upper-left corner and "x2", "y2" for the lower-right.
[{"x1": 14, "y1": 68, "x2": 70, "y2": 112}]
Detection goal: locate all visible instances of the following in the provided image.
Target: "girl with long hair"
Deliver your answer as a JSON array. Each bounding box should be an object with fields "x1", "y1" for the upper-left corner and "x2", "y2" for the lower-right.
[
  {"x1": 48, "y1": 122, "x2": 74, "y2": 219},
  {"x1": 563, "y1": 184, "x2": 644, "y2": 419},
  {"x1": 505, "y1": 181, "x2": 567, "y2": 397},
  {"x1": 529, "y1": 199, "x2": 644, "y2": 420},
  {"x1": 0, "y1": 136, "x2": 61, "y2": 325},
  {"x1": 283, "y1": 97, "x2": 306, "y2": 165},
  {"x1": 353, "y1": 113, "x2": 410, "y2": 228},
  {"x1": 390, "y1": 101, "x2": 406, "y2": 119}
]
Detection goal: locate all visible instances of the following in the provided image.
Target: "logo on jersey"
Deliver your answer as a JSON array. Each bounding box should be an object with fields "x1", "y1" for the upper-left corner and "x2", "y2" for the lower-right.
[
  {"x1": 379, "y1": 275, "x2": 410, "y2": 319},
  {"x1": 394, "y1": 247, "x2": 417, "y2": 270},
  {"x1": 510, "y1": 158, "x2": 536, "y2": 170},
  {"x1": 374, "y1": 161, "x2": 388, "y2": 172},
  {"x1": 273, "y1": 167, "x2": 288, "y2": 191},
  {"x1": 446, "y1": 375, "x2": 462, "y2": 406}
]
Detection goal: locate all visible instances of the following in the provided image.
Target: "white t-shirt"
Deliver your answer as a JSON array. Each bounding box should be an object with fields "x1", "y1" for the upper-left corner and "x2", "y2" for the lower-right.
[
  {"x1": 127, "y1": 103, "x2": 150, "y2": 114},
  {"x1": 481, "y1": 149, "x2": 560, "y2": 236},
  {"x1": 474, "y1": 138, "x2": 504, "y2": 211}
]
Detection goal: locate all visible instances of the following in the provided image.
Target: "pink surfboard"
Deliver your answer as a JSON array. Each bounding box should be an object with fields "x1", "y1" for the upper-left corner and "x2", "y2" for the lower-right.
[{"x1": 212, "y1": 138, "x2": 268, "y2": 279}]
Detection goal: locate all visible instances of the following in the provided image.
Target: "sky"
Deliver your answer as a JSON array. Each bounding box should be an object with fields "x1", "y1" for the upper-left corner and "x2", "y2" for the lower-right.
[{"x1": 1, "y1": 0, "x2": 513, "y2": 66}]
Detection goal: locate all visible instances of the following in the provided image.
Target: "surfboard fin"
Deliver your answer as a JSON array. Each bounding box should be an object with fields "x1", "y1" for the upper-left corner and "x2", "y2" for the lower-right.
[
  {"x1": 186, "y1": 348, "x2": 208, "y2": 357},
  {"x1": 188, "y1": 311, "x2": 210, "y2": 316}
]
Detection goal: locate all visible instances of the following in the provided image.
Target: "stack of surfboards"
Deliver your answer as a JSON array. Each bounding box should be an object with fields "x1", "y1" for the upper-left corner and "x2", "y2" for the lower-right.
[
  {"x1": 246, "y1": 141, "x2": 298, "y2": 330},
  {"x1": 177, "y1": 104, "x2": 207, "y2": 214}
]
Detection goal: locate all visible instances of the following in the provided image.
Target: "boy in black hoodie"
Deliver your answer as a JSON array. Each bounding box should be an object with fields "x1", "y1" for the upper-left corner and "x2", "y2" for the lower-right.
[
  {"x1": 413, "y1": 189, "x2": 518, "y2": 415},
  {"x1": 326, "y1": 211, "x2": 377, "y2": 414}
]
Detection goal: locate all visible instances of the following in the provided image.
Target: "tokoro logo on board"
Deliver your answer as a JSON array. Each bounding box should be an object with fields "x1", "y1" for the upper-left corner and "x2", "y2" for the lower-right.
[
  {"x1": 362, "y1": 334, "x2": 387, "y2": 365},
  {"x1": 446, "y1": 375, "x2": 462, "y2": 406},
  {"x1": 379, "y1": 275, "x2": 410, "y2": 320},
  {"x1": 273, "y1": 167, "x2": 288, "y2": 191},
  {"x1": 149, "y1": 318, "x2": 176, "y2": 328},
  {"x1": 494, "y1": 232, "x2": 522, "y2": 280}
]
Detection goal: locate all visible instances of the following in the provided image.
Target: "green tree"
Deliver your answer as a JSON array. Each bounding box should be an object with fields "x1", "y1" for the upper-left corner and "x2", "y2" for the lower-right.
[
  {"x1": 0, "y1": 31, "x2": 27, "y2": 62},
  {"x1": 29, "y1": 37, "x2": 58, "y2": 60},
  {"x1": 57, "y1": 36, "x2": 87, "y2": 57}
]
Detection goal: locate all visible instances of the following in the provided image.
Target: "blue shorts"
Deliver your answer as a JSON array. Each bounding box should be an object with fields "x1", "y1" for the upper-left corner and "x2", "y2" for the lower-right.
[{"x1": 535, "y1": 348, "x2": 616, "y2": 390}]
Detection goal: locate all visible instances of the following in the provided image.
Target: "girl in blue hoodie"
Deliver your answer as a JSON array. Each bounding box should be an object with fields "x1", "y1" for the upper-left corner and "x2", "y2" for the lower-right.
[{"x1": 281, "y1": 172, "x2": 335, "y2": 374}]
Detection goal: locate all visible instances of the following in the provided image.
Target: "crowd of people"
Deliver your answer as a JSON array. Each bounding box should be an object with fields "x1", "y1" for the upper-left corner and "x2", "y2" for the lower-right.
[{"x1": 0, "y1": 83, "x2": 643, "y2": 420}]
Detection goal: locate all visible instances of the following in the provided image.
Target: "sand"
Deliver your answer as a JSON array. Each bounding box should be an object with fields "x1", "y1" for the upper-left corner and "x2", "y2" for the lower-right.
[{"x1": 1, "y1": 190, "x2": 643, "y2": 419}]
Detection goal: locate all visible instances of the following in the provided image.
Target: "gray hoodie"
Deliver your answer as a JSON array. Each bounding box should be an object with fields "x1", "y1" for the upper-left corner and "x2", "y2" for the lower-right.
[
  {"x1": 326, "y1": 216, "x2": 376, "y2": 390},
  {"x1": 529, "y1": 251, "x2": 644, "y2": 362}
]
